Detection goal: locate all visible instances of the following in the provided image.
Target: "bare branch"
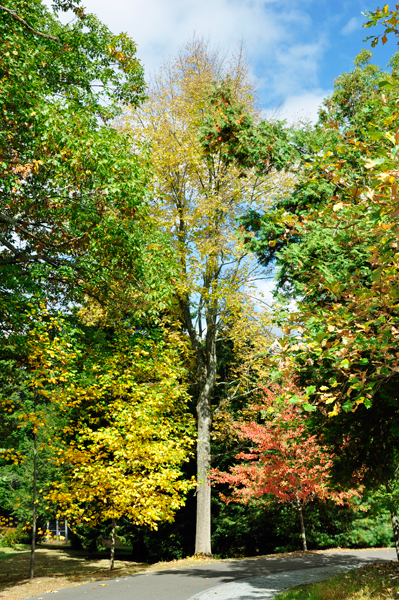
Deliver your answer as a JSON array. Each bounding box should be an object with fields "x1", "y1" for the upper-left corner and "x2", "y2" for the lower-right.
[{"x1": 0, "y1": 5, "x2": 59, "y2": 41}]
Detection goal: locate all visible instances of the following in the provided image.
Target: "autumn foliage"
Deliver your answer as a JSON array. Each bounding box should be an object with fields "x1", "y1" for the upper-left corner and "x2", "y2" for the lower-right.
[
  {"x1": 212, "y1": 384, "x2": 358, "y2": 549},
  {"x1": 213, "y1": 385, "x2": 354, "y2": 505}
]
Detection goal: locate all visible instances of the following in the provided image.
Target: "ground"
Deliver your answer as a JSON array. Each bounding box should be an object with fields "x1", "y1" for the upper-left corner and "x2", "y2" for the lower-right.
[
  {"x1": 0, "y1": 544, "x2": 241, "y2": 600},
  {"x1": 276, "y1": 561, "x2": 399, "y2": 599},
  {"x1": 0, "y1": 545, "x2": 396, "y2": 600}
]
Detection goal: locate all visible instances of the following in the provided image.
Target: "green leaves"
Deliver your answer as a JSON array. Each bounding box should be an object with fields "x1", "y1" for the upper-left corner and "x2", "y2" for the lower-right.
[
  {"x1": 378, "y1": 79, "x2": 395, "y2": 90},
  {"x1": 372, "y1": 266, "x2": 384, "y2": 281},
  {"x1": 0, "y1": 0, "x2": 176, "y2": 330},
  {"x1": 199, "y1": 81, "x2": 300, "y2": 174}
]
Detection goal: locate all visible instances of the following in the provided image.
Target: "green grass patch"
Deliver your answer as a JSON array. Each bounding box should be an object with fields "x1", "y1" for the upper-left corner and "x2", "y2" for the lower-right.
[
  {"x1": 276, "y1": 562, "x2": 399, "y2": 600},
  {"x1": 0, "y1": 545, "x2": 30, "y2": 560}
]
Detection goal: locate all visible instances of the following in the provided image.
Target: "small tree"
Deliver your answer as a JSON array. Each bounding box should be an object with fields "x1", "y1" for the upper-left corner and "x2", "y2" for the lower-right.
[
  {"x1": 212, "y1": 384, "x2": 358, "y2": 551},
  {"x1": 48, "y1": 323, "x2": 195, "y2": 569},
  {"x1": 0, "y1": 310, "x2": 74, "y2": 577}
]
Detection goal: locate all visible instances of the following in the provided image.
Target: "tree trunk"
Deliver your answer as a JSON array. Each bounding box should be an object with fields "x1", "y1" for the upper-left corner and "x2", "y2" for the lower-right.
[
  {"x1": 390, "y1": 510, "x2": 399, "y2": 561},
  {"x1": 195, "y1": 385, "x2": 212, "y2": 555},
  {"x1": 296, "y1": 499, "x2": 307, "y2": 552},
  {"x1": 180, "y1": 297, "x2": 216, "y2": 556},
  {"x1": 110, "y1": 517, "x2": 116, "y2": 570},
  {"x1": 29, "y1": 429, "x2": 37, "y2": 579},
  {"x1": 386, "y1": 482, "x2": 399, "y2": 561}
]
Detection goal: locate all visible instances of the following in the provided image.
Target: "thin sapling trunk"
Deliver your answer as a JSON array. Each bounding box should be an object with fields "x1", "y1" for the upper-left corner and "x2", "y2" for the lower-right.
[
  {"x1": 390, "y1": 510, "x2": 399, "y2": 561},
  {"x1": 110, "y1": 517, "x2": 116, "y2": 570},
  {"x1": 386, "y1": 482, "x2": 399, "y2": 561},
  {"x1": 29, "y1": 427, "x2": 37, "y2": 579},
  {"x1": 296, "y1": 499, "x2": 307, "y2": 552}
]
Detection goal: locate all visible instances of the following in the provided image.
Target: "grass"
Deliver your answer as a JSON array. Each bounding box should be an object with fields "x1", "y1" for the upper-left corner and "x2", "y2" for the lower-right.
[
  {"x1": 0, "y1": 545, "x2": 30, "y2": 560},
  {"x1": 275, "y1": 561, "x2": 399, "y2": 600}
]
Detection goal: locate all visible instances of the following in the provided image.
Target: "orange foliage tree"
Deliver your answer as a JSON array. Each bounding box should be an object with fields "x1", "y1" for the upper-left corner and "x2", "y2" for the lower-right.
[{"x1": 212, "y1": 384, "x2": 359, "y2": 551}]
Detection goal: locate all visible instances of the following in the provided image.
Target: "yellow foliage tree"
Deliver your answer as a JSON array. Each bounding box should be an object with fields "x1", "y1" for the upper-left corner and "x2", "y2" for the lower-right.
[
  {"x1": 47, "y1": 323, "x2": 195, "y2": 568},
  {"x1": 125, "y1": 38, "x2": 292, "y2": 554}
]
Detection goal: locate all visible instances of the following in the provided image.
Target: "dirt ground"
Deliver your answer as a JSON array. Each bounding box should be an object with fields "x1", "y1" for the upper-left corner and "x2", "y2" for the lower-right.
[
  {"x1": 0, "y1": 545, "x2": 229, "y2": 600},
  {"x1": 0, "y1": 545, "x2": 393, "y2": 600}
]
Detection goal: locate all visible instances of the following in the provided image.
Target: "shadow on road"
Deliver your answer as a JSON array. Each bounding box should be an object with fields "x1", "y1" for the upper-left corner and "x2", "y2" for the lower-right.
[{"x1": 149, "y1": 550, "x2": 395, "y2": 585}]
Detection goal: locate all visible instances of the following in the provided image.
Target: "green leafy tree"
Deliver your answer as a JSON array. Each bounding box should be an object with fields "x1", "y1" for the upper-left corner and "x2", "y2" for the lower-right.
[
  {"x1": 0, "y1": 0, "x2": 175, "y2": 334},
  {"x1": 198, "y1": 5, "x2": 399, "y2": 555},
  {"x1": 224, "y1": 5, "x2": 399, "y2": 552}
]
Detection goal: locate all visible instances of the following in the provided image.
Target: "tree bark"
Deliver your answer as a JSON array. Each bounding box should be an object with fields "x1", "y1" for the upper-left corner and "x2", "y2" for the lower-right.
[
  {"x1": 296, "y1": 499, "x2": 307, "y2": 552},
  {"x1": 390, "y1": 510, "x2": 399, "y2": 561},
  {"x1": 195, "y1": 385, "x2": 212, "y2": 555},
  {"x1": 110, "y1": 517, "x2": 116, "y2": 570},
  {"x1": 386, "y1": 482, "x2": 399, "y2": 561},
  {"x1": 180, "y1": 296, "x2": 216, "y2": 556},
  {"x1": 29, "y1": 428, "x2": 37, "y2": 579}
]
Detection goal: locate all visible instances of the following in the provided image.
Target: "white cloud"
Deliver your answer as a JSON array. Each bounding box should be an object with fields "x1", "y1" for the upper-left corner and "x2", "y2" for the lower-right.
[
  {"x1": 278, "y1": 89, "x2": 330, "y2": 124},
  {"x1": 268, "y1": 38, "x2": 327, "y2": 97},
  {"x1": 341, "y1": 16, "x2": 361, "y2": 36},
  {"x1": 45, "y1": 0, "x2": 326, "y2": 103},
  {"x1": 65, "y1": 0, "x2": 285, "y2": 75}
]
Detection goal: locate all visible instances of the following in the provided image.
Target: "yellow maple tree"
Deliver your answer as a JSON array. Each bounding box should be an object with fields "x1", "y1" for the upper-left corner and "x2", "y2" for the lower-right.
[{"x1": 45, "y1": 323, "x2": 195, "y2": 568}]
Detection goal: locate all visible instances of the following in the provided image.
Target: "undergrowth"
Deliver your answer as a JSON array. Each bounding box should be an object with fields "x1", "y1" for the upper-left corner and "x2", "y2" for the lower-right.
[{"x1": 276, "y1": 562, "x2": 399, "y2": 600}]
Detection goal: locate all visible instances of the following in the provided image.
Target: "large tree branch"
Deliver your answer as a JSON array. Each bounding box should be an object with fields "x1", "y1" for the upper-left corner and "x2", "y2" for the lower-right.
[
  {"x1": 0, "y1": 234, "x2": 65, "y2": 268},
  {"x1": 0, "y1": 235, "x2": 32, "y2": 263},
  {"x1": 0, "y1": 5, "x2": 59, "y2": 41},
  {"x1": 179, "y1": 296, "x2": 202, "y2": 353},
  {"x1": 0, "y1": 211, "x2": 90, "y2": 250}
]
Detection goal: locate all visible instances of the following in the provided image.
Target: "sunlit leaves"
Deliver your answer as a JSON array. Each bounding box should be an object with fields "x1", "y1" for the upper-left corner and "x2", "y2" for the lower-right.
[
  {"x1": 212, "y1": 384, "x2": 358, "y2": 507},
  {"x1": 47, "y1": 322, "x2": 195, "y2": 530}
]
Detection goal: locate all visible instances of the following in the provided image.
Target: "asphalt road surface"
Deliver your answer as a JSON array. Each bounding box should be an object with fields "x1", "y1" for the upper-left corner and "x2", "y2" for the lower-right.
[{"x1": 25, "y1": 548, "x2": 396, "y2": 600}]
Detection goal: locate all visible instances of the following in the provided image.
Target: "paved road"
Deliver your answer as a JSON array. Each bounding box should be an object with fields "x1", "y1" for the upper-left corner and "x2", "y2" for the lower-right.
[
  {"x1": 25, "y1": 548, "x2": 396, "y2": 600},
  {"x1": 185, "y1": 563, "x2": 379, "y2": 600}
]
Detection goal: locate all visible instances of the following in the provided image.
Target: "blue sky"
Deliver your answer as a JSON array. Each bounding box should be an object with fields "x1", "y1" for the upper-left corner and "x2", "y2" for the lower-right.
[{"x1": 53, "y1": 0, "x2": 397, "y2": 121}]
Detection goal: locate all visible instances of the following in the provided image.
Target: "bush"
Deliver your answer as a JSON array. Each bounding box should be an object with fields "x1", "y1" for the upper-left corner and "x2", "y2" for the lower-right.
[{"x1": 0, "y1": 525, "x2": 30, "y2": 547}]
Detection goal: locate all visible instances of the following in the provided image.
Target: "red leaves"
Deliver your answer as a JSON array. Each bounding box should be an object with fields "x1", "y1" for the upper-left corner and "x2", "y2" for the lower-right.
[{"x1": 212, "y1": 384, "x2": 358, "y2": 508}]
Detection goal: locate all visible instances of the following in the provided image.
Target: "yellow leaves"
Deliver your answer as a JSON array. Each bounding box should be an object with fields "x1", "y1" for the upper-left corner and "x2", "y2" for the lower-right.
[
  {"x1": 43, "y1": 327, "x2": 195, "y2": 530},
  {"x1": 328, "y1": 404, "x2": 340, "y2": 418},
  {"x1": 123, "y1": 41, "x2": 291, "y2": 336},
  {"x1": 364, "y1": 159, "x2": 378, "y2": 170},
  {"x1": 377, "y1": 171, "x2": 393, "y2": 182},
  {"x1": 333, "y1": 202, "x2": 344, "y2": 212}
]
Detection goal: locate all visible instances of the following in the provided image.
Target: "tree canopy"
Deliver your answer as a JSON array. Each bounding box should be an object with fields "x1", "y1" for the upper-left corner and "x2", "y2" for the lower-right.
[{"x1": 2, "y1": 0, "x2": 399, "y2": 571}]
